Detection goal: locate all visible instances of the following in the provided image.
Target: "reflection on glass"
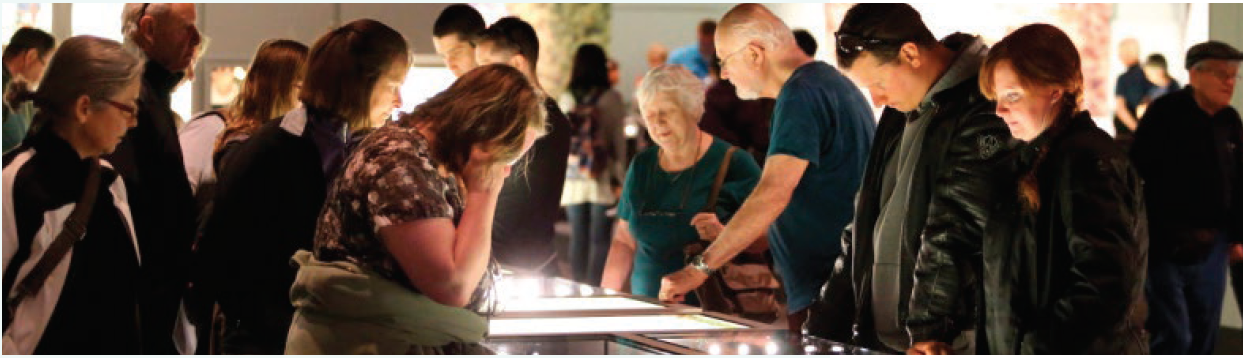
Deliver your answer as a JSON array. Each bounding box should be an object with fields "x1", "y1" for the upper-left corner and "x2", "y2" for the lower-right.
[
  {"x1": 646, "y1": 331, "x2": 884, "y2": 355},
  {"x1": 489, "y1": 314, "x2": 746, "y2": 336},
  {"x1": 485, "y1": 336, "x2": 665, "y2": 355},
  {"x1": 499, "y1": 296, "x2": 663, "y2": 313}
]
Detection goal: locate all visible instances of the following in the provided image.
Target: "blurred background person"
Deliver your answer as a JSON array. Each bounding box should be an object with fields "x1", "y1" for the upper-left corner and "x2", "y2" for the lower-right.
[
  {"x1": 3, "y1": 35, "x2": 143, "y2": 354},
  {"x1": 1133, "y1": 40, "x2": 1241, "y2": 356},
  {"x1": 432, "y1": 3, "x2": 485, "y2": 78},
  {"x1": 1112, "y1": 38, "x2": 1154, "y2": 150},
  {"x1": 179, "y1": 39, "x2": 307, "y2": 204},
  {"x1": 561, "y1": 43, "x2": 628, "y2": 287},
  {"x1": 475, "y1": 16, "x2": 572, "y2": 276},
  {"x1": 1135, "y1": 53, "x2": 1182, "y2": 118},
  {"x1": 114, "y1": 3, "x2": 203, "y2": 353},
  {"x1": 2, "y1": 28, "x2": 56, "y2": 152},
  {"x1": 178, "y1": 38, "x2": 307, "y2": 354},
  {"x1": 792, "y1": 28, "x2": 818, "y2": 58},
  {"x1": 666, "y1": 19, "x2": 716, "y2": 80}
]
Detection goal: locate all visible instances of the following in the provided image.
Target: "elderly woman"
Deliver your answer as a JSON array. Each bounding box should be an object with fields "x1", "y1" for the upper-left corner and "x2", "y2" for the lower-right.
[
  {"x1": 601, "y1": 65, "x2": 762, "y2": 301},
  {"x1": 3, "y1": 35, "x2": 143, "y2": 354}
]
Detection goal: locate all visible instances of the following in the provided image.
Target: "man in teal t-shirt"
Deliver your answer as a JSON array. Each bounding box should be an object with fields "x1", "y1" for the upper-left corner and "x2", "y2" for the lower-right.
[{"x1": 660, "y1": 4, "x2": 875, "y2": 336}]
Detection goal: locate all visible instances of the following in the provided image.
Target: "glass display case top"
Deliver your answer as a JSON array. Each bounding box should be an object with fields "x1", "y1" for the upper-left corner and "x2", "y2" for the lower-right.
[
  {"x1": 644, "y1": 331, "x2": 887, "y2": 355},
  {"x1": 489, "y1": 314, "x2": 749, "y2": 337}
]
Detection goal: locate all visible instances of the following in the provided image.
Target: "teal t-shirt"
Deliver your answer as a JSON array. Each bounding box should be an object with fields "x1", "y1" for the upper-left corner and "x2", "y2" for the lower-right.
[
  {"x1": 766, "y1": 61, "x2": 875, "y2": 313},
  {"x1": 617, "y1": 137, "x2": 761, "y2": 299}
]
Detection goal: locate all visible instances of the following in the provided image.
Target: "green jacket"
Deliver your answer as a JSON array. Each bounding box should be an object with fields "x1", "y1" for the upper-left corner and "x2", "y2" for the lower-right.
[{"x1": 284, "y1": 250, "x2": 489, "y2": 354}]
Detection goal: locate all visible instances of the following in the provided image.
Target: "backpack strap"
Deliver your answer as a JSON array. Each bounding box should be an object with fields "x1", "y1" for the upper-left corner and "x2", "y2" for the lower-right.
[
  {"x1": 4, "y1": 157, "x2": 103, "y2": 331},
  {"x1": 701, "y1": 146, "x2": 738, "y2": 213}
]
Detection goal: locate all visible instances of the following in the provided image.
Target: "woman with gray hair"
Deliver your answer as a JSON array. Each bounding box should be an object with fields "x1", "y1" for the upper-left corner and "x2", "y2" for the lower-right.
[
  {"x1": 2, "y1": 35, "x2": 145, "y2": 354},
  {"x1": 601, "y1": 65, "x2": 762, "y2": 302}
]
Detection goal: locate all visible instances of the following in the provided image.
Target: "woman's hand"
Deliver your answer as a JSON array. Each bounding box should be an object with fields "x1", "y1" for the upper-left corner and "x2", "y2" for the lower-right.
[
  {"x1": 462, "y1": 147, "x2": 510, "y2": 195},
  {"x1": 690, "y1": 213, "x2": 725, "y2": 241}
]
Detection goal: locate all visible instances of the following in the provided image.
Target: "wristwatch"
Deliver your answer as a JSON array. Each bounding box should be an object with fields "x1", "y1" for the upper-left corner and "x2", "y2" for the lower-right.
[{"x1": 689, "y1": 254, "x2": 716, "y2": 275}]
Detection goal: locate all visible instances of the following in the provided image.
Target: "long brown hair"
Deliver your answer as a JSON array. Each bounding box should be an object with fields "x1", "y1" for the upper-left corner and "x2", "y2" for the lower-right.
[
  {"x1": 214, "y1": 39, "x2": 308, "y2": 153},
  {"x1": 300, "y1": 19, "x2": 409, "y2": 130},
  {"x1": 398, "y1": 64, "x2": 546, "y2": 176},
  {"x1": 979, "y1": 23, "x2": 1083, "y2": 212}
]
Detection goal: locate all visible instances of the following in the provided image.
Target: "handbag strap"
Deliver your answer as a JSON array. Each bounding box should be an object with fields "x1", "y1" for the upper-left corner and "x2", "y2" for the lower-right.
[
  {"x1": 5, "y1": 157, "x2": 102, "y2": 329},
  {"x1": 700, "y1": 146, "x2": 737, "y2": 213}
]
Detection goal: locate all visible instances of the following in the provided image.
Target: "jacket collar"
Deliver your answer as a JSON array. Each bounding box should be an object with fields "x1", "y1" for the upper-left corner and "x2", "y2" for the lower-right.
[
  {"x1": 1019, "y1": 110, "x2": 1094, "y2": 166},
  {"x1": 916, "y1": 34, "x2": 989, "y2": 114},
  {"x1": 143, "y1": 60, "x2": 184, "y2": 100}
]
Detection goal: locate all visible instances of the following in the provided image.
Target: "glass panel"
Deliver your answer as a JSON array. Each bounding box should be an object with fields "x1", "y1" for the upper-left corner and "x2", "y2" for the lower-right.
[
  {"x1": 499, "y1": 296, "x2": 663, "y2": 313},
  {"x1": 644, "y1": 331, "x2": 885, "y2": 355},
  {"x1": 489, "y1": 314, "x2": 747, "y2": 336},
  {"x1": 497, "y1": 275, "x2": 620, "y2": 299}
]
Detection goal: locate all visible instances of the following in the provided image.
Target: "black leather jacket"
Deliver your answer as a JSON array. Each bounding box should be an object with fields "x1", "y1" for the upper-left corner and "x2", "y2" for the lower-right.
[
  {"x1": 974, "y1": 111, "x2": 1149, "y2": 354},
  {"x1": 802, "y1": 58, "x2": 1013, "y2": 349}
]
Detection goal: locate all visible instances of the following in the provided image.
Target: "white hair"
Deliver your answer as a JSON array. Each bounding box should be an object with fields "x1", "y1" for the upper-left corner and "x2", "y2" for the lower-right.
[
  {"x1": 718, "y1": 4, "x2": 795, "y2": 53},
  {"x1": 120, "y1": 3, "x2": 170, "y2": 56},
  {"x1": 635, "y1": 65, "x2": 706, "y2": 123}
]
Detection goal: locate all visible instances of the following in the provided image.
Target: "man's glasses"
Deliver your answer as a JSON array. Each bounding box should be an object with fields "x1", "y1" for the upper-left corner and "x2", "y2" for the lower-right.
[{"x1": 835, "y1": 32, "x2": 907, "y2": 55}]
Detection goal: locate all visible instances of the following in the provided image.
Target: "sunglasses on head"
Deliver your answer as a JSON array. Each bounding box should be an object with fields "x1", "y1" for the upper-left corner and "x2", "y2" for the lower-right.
[{"x1": 835, "y1": 32, "x2": 907, "y2": 55}]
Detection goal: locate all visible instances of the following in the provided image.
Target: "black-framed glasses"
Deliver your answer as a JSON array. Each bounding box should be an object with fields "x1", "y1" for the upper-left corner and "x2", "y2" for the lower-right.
[{"x1": 835, "y1": 31, "x2": 907, "y2": 55}]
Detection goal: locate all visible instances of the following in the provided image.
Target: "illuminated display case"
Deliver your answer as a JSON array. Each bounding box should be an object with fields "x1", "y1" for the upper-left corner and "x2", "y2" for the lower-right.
[
  {"x1": 643, "y1": 331, "x2": 886, "y2": 355},
  {"x1": 487, "y1": 275, "x2": 882, "y2": 355}
]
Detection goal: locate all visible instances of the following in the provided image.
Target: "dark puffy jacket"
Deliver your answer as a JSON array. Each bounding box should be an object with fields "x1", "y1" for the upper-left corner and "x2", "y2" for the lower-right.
[
  {"x1": 978, "y1": 112, "x2": 1149, "y2": 354},
  {"x1": 802, "y1": 51, "x2": 1012, "y2": 349}
]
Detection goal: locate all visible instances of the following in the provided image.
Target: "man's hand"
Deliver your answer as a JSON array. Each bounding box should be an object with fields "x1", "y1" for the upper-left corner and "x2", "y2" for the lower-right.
[
  {"x1": 1231, "y1": 243, "x2": 1242, "y2": 263},
  {"x1": 907, "y1": 341, "x2": 951, "y2": 355},
  {"x1": 659, "y1": 266, "x2": 709, "y2": 303},
  {"x1": 690, "y1": 213, "x2": 725, "y2": 241}
]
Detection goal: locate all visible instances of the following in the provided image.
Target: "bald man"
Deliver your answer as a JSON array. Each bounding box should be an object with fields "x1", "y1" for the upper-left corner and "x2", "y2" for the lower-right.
[{"x1": 659, "y1": 3, "x2": 875, "y2": 336}]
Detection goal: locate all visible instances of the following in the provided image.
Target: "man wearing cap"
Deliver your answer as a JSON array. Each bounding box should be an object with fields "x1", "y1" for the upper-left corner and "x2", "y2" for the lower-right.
[{"x1": 1131, "y1": 40, "x2": 1242, "y2": 355}]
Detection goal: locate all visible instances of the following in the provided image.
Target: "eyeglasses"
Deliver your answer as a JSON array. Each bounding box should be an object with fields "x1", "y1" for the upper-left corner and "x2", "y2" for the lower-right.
[
  {"x1": 835, "y1": 32, "x2": 906, "y2": 55},
  {"x1": 1196, "y1": 67, "x2": 1243, "y2": 82},
  {"x1": 716, "y1": 45, "x2": 749, "y2": 68},
  {"x1": 100, "y1": 99, "x2": 137, "y2": 119}
]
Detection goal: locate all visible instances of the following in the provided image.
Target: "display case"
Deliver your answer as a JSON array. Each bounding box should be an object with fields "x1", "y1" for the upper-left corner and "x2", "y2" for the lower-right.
[
  {"x1": 497, "y1": 295, "x2": 698, "y2": 318},
  {"x1": 642, "y1": 331, "x2": 886, "y2": 355},
  {"x1": 488, "y1": 312, "x2": 769, "y2": 337},
  {"x1": 485, "y1": 334, "x2": 677, "y2": 355}
]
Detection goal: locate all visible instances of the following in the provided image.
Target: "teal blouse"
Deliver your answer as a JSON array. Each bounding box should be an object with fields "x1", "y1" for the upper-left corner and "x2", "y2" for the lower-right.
[{"x1": 616, "y1": 137, "x2": 761, "y2": 299}]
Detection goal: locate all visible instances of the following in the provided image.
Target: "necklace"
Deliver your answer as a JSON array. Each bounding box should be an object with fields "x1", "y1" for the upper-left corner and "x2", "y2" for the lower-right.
[{"x1": 658, "y1": 132, "x2": 705, "y2": 183}]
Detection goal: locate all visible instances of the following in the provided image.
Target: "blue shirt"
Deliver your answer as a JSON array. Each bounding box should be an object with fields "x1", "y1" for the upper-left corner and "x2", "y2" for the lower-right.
[
  {"x1": 766, "y1": 61, "x2": 875, "y2": 313},
  {"x1": 667, "y1": 44, "x2": 710, "y2": 79}
]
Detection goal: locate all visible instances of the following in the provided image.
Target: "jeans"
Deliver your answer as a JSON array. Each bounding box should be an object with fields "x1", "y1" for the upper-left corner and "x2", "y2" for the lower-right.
[
  {"x1": 1146, "y1": 233, "x2": 1229, "y2": 355},
  {"x1": 567, "y1": 203, "x2": 613, "y2": 286}
]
